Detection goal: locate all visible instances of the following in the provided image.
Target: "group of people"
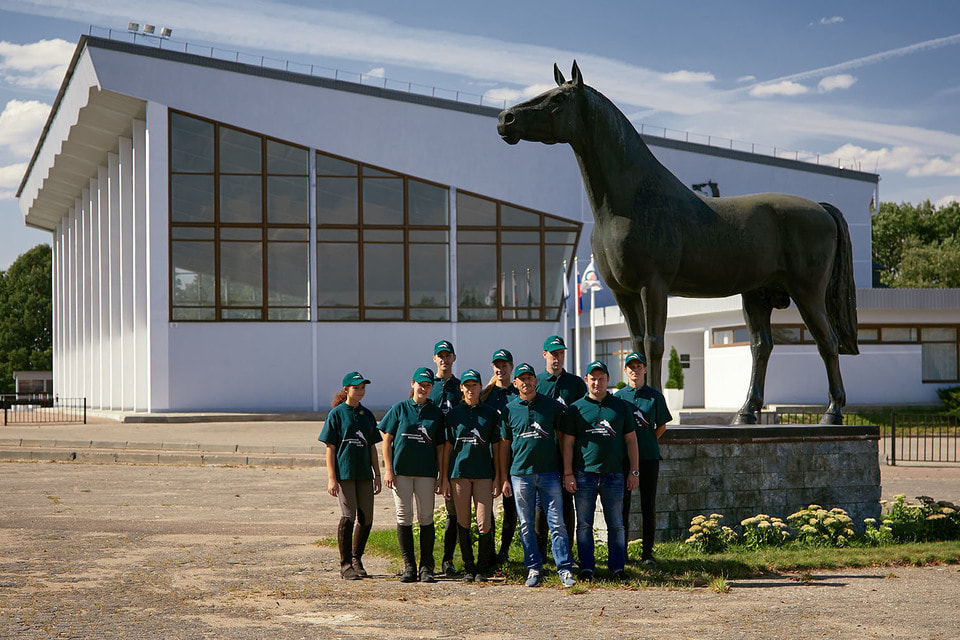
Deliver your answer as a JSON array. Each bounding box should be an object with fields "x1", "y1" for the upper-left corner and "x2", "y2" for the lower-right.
[{"x1": 318, "y1": 336, "x2": 670, "y2": 587}]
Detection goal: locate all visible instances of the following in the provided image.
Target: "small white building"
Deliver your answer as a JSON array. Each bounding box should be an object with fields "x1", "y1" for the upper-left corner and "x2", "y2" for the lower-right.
[{"x1": 16, "y1": 33, "x2": 954, "y2": 414}]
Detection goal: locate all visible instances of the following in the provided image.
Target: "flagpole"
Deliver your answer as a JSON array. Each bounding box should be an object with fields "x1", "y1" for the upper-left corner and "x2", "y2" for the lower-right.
[
  {"x1": 574, "y1": 256, "x2": 581, "y2": 377},
  {"x1": 562, "y1": 259, "x2": 568, "y2": 349},
  {"x1": 590, "y1": 254, "x2": 597, "y2": 363}
]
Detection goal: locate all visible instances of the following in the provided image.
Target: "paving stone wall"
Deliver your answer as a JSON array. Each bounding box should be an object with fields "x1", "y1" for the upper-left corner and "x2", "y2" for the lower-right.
[{"x1": 629, "y1": 425, "x2": 882, "y2": 541}]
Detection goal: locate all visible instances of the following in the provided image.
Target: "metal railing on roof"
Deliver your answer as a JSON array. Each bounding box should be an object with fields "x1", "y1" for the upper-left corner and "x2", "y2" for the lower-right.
[{"x1": 87, "y1": 25, "x2": 868, "y2": 173}]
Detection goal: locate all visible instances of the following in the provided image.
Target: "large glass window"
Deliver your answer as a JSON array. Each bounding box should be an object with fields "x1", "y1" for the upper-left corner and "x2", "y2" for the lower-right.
[
  {"x1": 169, "y1": 111, "x2": 309, "y2": 321},
  {"x1": 317, "y1": 152, "x2": 450, "y2": 321},
  {"x1": 456, "y1": 192, "x2": 579, "y2": 322}
]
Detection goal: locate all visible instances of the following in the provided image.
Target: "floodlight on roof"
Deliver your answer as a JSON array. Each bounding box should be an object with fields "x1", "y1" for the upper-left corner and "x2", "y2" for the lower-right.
[
  {"x1": 159, "y1": 26, "x2": 172, "y2": 38},
  {"x1": 143, "y1": 24, "x2": 155, "y2": 34},
  {"x1": 127, "y1": 22, "x2": 139, "y2": 31}
]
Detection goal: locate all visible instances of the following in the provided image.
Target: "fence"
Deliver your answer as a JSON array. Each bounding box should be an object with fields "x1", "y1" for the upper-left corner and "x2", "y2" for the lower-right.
[
  {"x1": 2, "y1": 396, "x2": 87, "y2": 425},
  {"x1": 761, "y1": 408, "x2": 960, "y2": 465}
]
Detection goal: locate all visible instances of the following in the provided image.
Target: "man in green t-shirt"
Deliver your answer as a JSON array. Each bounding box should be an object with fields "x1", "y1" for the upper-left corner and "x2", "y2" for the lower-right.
[
  {"x1": 429, "y1": 339, "x2": 463, "y2": 576},
  {"x1": 561, "y1": 360, "x2": 639, "y2": 581},
  {"x1": 615, "y1": 351, "x2": 671, "y2": 565}
]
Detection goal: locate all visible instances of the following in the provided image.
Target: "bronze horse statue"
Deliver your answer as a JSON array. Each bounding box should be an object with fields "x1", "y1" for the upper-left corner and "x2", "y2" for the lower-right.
[{"x1": 497, "y1": 62, "x2": 859, "y2": 425}]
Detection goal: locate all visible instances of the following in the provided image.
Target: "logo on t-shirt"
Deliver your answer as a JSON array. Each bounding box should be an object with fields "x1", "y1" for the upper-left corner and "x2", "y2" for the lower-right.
[
  {"x1": 402, "y1": 424, "x2": 434, "y2": 444},
  {"x1": 343, "y1": 429, "x2": 368, "y2": 447},
  {"x1": 520, "y1": 421, "x2": 551, "y2": 439},
  {"x1": 633, "y1": 408, "x2": 651, "y2": 428},
  {"x1": 586, "y1": 419, "x2": 617, "y2": 437}
]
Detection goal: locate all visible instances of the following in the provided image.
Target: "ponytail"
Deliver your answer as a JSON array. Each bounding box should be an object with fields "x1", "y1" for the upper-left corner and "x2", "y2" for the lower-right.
[
  {"x1": 480, "y1": 374, "x2": 500, "y2": 403},
  {"x1": 331, "y1": 387, "x2": 348, "y2": 408}
]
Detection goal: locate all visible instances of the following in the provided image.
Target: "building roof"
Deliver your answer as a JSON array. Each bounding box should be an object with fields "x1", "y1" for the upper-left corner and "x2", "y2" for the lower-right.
[{"x1": 18, "y1": 34, "x2": 879, "y2": 232}]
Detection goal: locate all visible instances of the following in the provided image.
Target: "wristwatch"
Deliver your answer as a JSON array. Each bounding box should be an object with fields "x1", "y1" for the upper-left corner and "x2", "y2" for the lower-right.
[{"x1": 630, "y1": 469, "x2": 639, "y2": 477}]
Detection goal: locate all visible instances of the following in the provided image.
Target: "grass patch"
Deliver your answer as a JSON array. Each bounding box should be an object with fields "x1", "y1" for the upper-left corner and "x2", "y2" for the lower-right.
[{"x1": 315, "y1": 532, "x2": 960, "y2": 588}]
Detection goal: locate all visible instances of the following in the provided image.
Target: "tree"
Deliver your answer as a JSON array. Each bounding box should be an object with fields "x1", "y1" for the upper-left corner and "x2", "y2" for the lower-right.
[
  {"x1": 0, "y1": 244, "x2": 53, "y2": 393},
  {"x1": 665, "y1": 346, "x2": 684, "y2": 390},
  {"x1": 872, "y1": 200, "x2": 960, "y2": 288}
]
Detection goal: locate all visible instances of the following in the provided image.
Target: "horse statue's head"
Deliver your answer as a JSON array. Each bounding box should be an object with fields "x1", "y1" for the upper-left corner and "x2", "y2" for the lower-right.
[{"x1": 497, "y1": 61, "x2": 586, "y2": 146}]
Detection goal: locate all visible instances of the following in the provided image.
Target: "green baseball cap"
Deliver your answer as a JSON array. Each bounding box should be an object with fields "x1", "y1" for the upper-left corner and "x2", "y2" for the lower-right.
[
  {"x1": 491, "y1": 348, "x2": 514, "y2": 363},
  {"x1": 434, "y1": 340, "x2": 455, "y2": 355},
  {"x1": 460, "y1": 369, "x2": 482, "y2": 384},
  {"x1": 513, "y1": 362, "x2": 536, "y2": 378},
  {"x1": 412, "y1": 367, "x2": 435, "y2": 383},
  {"x1": 585, "y1": 360, "x2": 609, "y2": 376},
  {"x1": 625, "y1": 352, "x2": 647, "y2": 366},
  {"x1": 543, "y1": 335, "x2": 566, "y2": 352},
  {"x1": 342, "y1": 371, "x2": 371, "y2": 387}
]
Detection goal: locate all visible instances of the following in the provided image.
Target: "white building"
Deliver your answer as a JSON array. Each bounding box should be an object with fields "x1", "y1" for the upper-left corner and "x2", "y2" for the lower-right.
[{"x1": 16, "y1": 34, "x2": 958, "y2": 413}]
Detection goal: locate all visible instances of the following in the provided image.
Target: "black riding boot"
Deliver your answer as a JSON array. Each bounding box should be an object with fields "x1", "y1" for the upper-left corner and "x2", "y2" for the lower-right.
[
  {"x1": 457, "y1": 525, "x2": 476, "y2": 582},
  {"x1": 442, "y1": 498, "x2": 458, "y2": 576},
  {"x1": 352, "y1": 516, "x2": 373, "y2": 578},
  {"x1": 338, "y1": 517, "x2": 360, "y2": 580},
  {"x1": 476, "y1": 530, "x2": 495, "y2": 581},
  {"x1": 397, "y1": 524, "x2": 417, "y2": 583},
  {"x1": 418, "y1": 523, "x2": 437, "y2": 583}
]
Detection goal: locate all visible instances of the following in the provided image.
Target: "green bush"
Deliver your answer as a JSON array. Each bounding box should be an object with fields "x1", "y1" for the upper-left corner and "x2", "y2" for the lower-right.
[
  {"x1": 936, "y1": 385, "x2": 960, "y2": 413},
  {"x1": 862, "y1": 517, "x2": 894, "y2": 546},
  {"x1": 684, "y1": 513, "x2": 737, "y2": 553},
  {"x1": 740, "y1": 514, "x2": 790, "y2": 549},
  {"x1": 665, "y1": 346, "x2": 684, "y2": 389},
  {"x1": 786, "y1": 505, "x2": 856, "y2": 547},
  {"x1": 882, "y1": 494, "x2": 960, "y2": 542}
]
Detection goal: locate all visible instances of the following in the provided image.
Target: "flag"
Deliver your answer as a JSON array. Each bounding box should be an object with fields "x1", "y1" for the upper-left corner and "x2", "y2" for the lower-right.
[
  {"x1": 581, "y1": 257, "x2": 603, "y2": 293},
  {"x1": 576, "y1": 268, "x2": 583, "y2": 315}
]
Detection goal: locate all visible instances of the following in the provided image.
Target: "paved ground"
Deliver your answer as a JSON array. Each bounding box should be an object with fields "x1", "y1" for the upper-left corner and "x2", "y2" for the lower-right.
[{"x1": 2, "y1": 419, "x2": 960, "y2": 638}]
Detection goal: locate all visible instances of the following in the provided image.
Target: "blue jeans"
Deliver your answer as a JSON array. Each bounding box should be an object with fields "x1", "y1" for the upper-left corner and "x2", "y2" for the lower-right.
[
  {"x1": 511, "y1": 472, "x2": 572, "y2": 573},
  {"x1": 574, "y1": 471, "x2": 626, "y2": 573}
]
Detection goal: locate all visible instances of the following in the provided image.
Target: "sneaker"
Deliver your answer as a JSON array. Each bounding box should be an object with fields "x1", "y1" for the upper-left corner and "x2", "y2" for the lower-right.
[
  {"x1": 525, "y1": 569, "x2": 542, "y2": 587},
  {"x1": 559, "y1": 569, "x2": 577, "y2": 588},
  {"x1": 442, "y1": 560, "x2": 457, "y2": 577},
  {"x1": 610, "y1": 570, "x2": 627, "y2": 584},
  {"x1": 578, "y1": 570, "x2": 594, "y2": 582},
  {"x1": 462, "y1": 572, "x2": 475, "y2": 583},
  {"x1": 641, "y1": 556, "x2": 657, "y2": 567}
]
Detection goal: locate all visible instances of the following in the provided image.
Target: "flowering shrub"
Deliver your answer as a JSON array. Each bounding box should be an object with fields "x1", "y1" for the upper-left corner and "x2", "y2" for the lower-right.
[
  {"x1": 740, "y1": 514, "x2": 791, "y2": 549},
  {"x1": 786, "y1": 505, "x2": 856, "y2": 547},
  {"x1": 684, "y1": 513, "x2": 738, "y2": 553},
  {"x1": 862, "y1": 517, "x2": 894, "y2": 546},
  {"x1": 882, "y1": 494, "x2": 960, "y2": 542}
]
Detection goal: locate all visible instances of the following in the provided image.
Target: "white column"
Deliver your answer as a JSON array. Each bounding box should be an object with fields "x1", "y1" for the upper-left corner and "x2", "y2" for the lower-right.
[
  {"x1": 78, "y1": 196, "x2": 88, "y2": 403},
  {"x1": 119, "y1": 136, "x2": 135, "y2": 410},
  {"x1": 145, "y1": 101, "x2": 169, "y2": 412},
  {"x1": 88, "y1": 179, "x2": 101, "y2": 407},
  {"x1": 68, "y1": 207, "x2": 79, "y2": 397},
  {"x1": 53, "y1": 224, "x2": 62, "y2": 400},
  {"x1": 109, "y1": 152, "x2": 122, "y2": 410},
  {"x1": 97, "y1": 166, "x2": 109, "y2": 409},
  {"x1": 132, "y1": 119, "x2": 148, "y2": 412}
]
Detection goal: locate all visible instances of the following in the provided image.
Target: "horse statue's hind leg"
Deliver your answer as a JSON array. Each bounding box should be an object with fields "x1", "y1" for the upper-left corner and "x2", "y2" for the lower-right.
[
  {"x1": 733, "y1": 289, "x2": 776, "y2": 425},
  {"x1": 792, "y1": 289, "x2": 846, "y2": 425}
]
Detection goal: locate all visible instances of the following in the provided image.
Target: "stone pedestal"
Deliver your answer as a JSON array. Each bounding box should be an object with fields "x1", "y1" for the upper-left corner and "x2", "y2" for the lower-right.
[{"x1": 629, "y1": 424, "x2": 881, "y2": 541}]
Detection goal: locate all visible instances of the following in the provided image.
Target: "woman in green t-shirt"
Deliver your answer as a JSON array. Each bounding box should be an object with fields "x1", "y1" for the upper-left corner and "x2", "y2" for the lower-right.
[
  {"x1": 318, "y1": 372, "x2": 382, "y2": 580},
  {"x1": 441, "y1": 369, "x2": 503, "y2": 581},
  {"x1": 379, "y1": 367, "x2": 445, "y2": 583}
]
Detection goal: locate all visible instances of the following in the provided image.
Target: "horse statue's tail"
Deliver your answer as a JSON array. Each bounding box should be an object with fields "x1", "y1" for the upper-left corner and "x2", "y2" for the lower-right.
[{"x1": 820, "y1": 202, "x2": 859, "y2": 355}]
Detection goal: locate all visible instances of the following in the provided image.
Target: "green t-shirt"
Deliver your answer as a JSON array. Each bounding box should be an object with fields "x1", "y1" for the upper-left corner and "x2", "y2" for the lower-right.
[
  {"x1": 429, "y1": 375, "x2": 463, "y2": 415},
  {"x1": 318, "y1": 402, "x2": 382, "y2": 481},
  {"x1": 445, "y1": 402, "x2": 501, "y2": 479},
  {"x1": 378, "y1": 398, "x2": 445, "y2": 477},
  {"x1": 499, "y1": 393, "x2": 564, "y2": 476},
  {"x1": 485, "y1": 384, "x2": 519, "y2": 415},
  {"x1": 536, "y1": 369, "x2": 587, "y2": 408},
  {"x1": 560, "y1": 393, "x2": 636, "y2": 474},
  {"x1": 615, "y1": 384, "x2": 671, "y2": 461}
]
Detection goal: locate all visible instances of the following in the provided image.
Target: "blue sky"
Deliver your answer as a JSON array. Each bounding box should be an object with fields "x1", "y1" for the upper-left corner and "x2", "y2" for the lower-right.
[{"x1": 1, "y1": 0, "x2": 958, "y2": 269}]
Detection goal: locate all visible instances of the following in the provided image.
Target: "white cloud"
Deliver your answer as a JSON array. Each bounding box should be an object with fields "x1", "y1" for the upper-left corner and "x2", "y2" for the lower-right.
[
  {"x1": 908, "y1": 155, "x2": 960, "y2": 178},
  {"x1": 935, "y1": 195, "x2": 960, "y2": 207},
  {"x1": 818, "y1": 74, "x2": 857, "y2": 92},
  {"x1": 749, "y1": 81, "x2": 808, "y2": 98},
  {"x1": 366, "y1": 67, "x2": 386, "y2": 78},
  {"x1": 737, "y1": 75, "x2": 756, "y2": 84},
  {"x1": 0, "y1": 38, "x2": 74, "y2": 90},
  {"x1": 661, "y1": 70, "x2": 715, "y2": 84},
  {"x1": 0, "y1": 99, "x2": 51, "y2": 156},
  {"x1": 816, "y1": 143, "x2": 960, "y2": 177},
  {"x1": 0, "y1": 162, "x2": 27, "y2": 199},
  {"x1": 820, "y1": 16, "x2": 844, "y2": 25},
  {"x1": 483, "y1": 83, "x2": 554, "y2": 104}
]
